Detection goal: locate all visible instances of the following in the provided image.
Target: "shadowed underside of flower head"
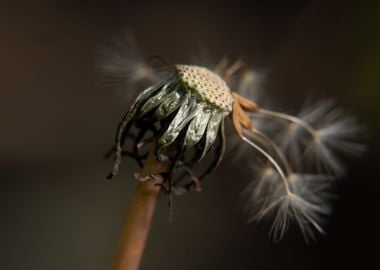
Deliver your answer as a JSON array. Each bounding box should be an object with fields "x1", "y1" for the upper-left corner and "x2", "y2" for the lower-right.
[{"x1": 99, "y1": 37, "x2": 365, "y2": 241}]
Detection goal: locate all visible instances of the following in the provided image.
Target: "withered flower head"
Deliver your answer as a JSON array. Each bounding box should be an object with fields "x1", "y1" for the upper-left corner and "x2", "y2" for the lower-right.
[{"x1": 99, "y1": 37, "x2": 365, "y2": 241}]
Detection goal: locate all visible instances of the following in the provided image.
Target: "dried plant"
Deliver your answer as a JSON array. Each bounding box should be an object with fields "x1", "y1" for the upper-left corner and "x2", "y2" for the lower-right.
[{"x1": 98, "y1": 35, "x2": 365, "y2": 269}]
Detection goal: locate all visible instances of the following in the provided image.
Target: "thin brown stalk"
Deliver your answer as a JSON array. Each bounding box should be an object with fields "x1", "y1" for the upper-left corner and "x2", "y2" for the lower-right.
[{"x1": 111, "y1": 149, "x2": 172, "y2": 270}]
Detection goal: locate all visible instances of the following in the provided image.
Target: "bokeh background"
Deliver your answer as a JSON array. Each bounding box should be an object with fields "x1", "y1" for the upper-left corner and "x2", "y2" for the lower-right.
[{"x1": 1, "y1": 0, "x2": 379, "y2": 269}]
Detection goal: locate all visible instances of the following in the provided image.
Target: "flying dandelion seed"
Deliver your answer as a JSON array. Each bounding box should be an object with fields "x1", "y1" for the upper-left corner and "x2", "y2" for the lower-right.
[{"x1": 99, "y1": 37, "x2": 365, "y2": 242}]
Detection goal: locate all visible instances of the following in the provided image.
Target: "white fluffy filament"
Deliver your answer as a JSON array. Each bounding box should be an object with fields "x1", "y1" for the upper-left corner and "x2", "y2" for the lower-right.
[
  {"x1": 257, "y1": 108, "x2": 317, "y2": 137},
  {"x1": 247, "y1": 129, "x2": 293, "y2": 175},
  {"x1": 242, "y1": 136, "x2": 291, "y2": 194}
]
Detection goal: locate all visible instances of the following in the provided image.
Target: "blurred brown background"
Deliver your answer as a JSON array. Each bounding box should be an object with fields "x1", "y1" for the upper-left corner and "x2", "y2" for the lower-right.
[{"x1": 0, "y1": 0, "x2": 379, "y2": 269}]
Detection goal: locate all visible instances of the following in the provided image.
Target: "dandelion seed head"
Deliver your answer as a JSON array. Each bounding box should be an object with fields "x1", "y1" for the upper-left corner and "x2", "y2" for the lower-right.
[
  {"x1": 102, "y1": 37, "x2": 365, "y2": 242},
  {"x1": 176, "y1": 65, "x2": 233, "y2": 112}
]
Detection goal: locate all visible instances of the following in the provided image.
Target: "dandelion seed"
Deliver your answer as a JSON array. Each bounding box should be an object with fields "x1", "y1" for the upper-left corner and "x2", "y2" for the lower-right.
[
  {"x1": 102, "y1": 40, "x2": 365, "y2": 241},
  {"x1": 96, "y1": 33, "x2": 164, "y2": 105}
]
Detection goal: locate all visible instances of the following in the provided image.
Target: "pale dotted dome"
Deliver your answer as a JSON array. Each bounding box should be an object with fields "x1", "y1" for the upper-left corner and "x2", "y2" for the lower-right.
[{"x1": 176, "y1": 65, "x2": 233, "y2": 112}]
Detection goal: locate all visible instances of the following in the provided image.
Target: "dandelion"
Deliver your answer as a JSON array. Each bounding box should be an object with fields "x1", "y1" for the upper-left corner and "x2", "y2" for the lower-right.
[{"x1": 99, "y1": 38, "x2": 365, "y2": 269}]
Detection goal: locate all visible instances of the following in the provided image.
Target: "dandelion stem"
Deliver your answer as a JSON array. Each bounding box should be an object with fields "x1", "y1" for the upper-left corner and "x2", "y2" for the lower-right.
[
  {"x1": 255, "y1": 109, "x2": 317, "y2": 137},
  {"x1": 111, "y1": 148, "x2": 173, "y2": 270},
  {"x1": 242, "y1": 136, "x2": 291, "y2": 194}
]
